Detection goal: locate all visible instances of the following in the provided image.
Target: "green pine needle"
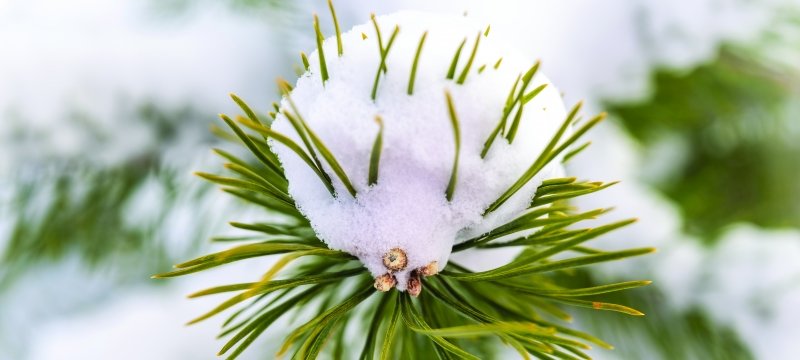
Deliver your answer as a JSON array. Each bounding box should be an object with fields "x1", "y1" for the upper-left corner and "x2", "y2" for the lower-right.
[
  {"x1": 360, "y1": 292, "x2": 394, "y2": 359},
  {"x1": 279, "y1": 284, "x2": 375, "y2": 357},
  {"x1": 506, "y1": 280, "x2": 652, "y2": 297},
  {"x1": 407, "y1": 31, "x2": 428, "y2": 95},
  {"x1": 542, "y1": 177, "x2": 578, "y2": 186},
  {"x1": 222, "y1": 188, "x2": 304, "y2": 220},
  {"x1": 327, "y1": 0, "x2": 343, "y2": 56},
  {"x1": 379, "y1": 294, "x2": 402, "y2": 360},
  {"x1": 494, "y1": 57, "x2": 503, "y2": 69},
  {"x1": 298, "y1": 114, "x2": 358, "y2": 197},
  {"x1": 368, "y1": 116, "x2": 384, "y2": 186},
  {"x1": 523, "y1": 83, "x2": 548, "y2": 104},
  {"x1": 222, "y1": 163, "x2": 290, "y2": 202},
  {"x1": 562, "y1": 141, "x2": 592, "y2": 163},
  {"x1": 214, "y1": 149, "x2": 287, "y2": 193},
  {"x1": 229, "y1": 93, "x2": 263, "y2": 126},
  {"x1": 505, "y1": 62, "x2": 542, "y2": 143},
  {"x1": 301, "y1": 52, "x2": 310, "y2": 71},
  {"x1": 237, "y1": 117, "x2": 335, "y2": 196},
  {"x1": 456, "y1": 32, "x2": 481, "y2": 84},
  {"x1": 277, "y1": 79, "x2": 336, "y2": 188},
  {"x1": 484, "y1": 102, "x2": 600, "y2": 216},
  {"x1": 369, "y1": 14, "x2": 385, "y2": 72},
  {"x1": 481, "y1": 74, "x2": 521, "y2": 157},
  {"x1": 547, "y1": 297, "x2": 646, "y2": 317},
  {"x1": 446, "y1": 38, "x2": 467, "y2": 80},
  {"x1": 218, "y1": 115, "x2": 284, "y2": 177},
  {"x1": 191, "y1": 170, "x2": 288, "y2": 206},
  {"x1": 313, "y1": 14, "x2": 329, "y2": 83},
  {"x1": 400, "y1": 295, "x2": 480, "y2": 360},
  {"x1": 281, "y1": 110, "x2": 330, "y2": 178},
  {"x1": 444, "y1": 91, "x2": 461, "y2": 202},
  {"x1": 371, "y1": 24, "x2": 400, "y2": 100},
  {"x1": 502, "y1": 82, "x2": 549, "y2": 144},
  {"x1": 531, "y1": 181, "x2": 618, "y2": 208}
]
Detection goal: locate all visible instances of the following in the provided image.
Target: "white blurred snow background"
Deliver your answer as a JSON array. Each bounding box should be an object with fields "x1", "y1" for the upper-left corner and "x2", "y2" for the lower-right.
[{"x1": 1, "y1": 0, "x2": 799, "y2": 359}]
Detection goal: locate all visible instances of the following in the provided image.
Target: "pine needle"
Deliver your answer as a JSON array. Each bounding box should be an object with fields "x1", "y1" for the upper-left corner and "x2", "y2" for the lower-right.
[
  {"x1": 313, "y1": 14, "x2": 329, "y2": 83},
  {"x1": 505, "y1": 62, "x2": 542, "y2": 143},
  {"x1": 481, "y1": 74, "x2": 521, "y2": 157},
  {"x1": 456, "y1": 32, "x2": 481, "y2": 84},
  {"x1": 237, "y1": 117, "x2": 335, "y2": 195},
  {"x1": 494, "y1": 57, "x2": 503, "y2": 69},
  {"x1": 368, "y1": 116, "x2": 384, "y2": 186},
  {"x1": 327, "y1": 0, "x2": 343, "y2": 56},
  {"x1": 444, "y1": 91, "x2": 461, "y2": 202},
  {"x1": 298, "y1": 115, "x2": 359, "y2": 197},
  {"x1": 483, "y1": 102, "x2": 586, "y2": 215},
  {"x1": 407, "y1": 31, "x2": 428, "y2": 95},
  {"x1": 446, "y1": 38, "x2": 467, "y2": 80},
  {"x1": 301, "y1": 52, "x2": 310, "y2": 71}
]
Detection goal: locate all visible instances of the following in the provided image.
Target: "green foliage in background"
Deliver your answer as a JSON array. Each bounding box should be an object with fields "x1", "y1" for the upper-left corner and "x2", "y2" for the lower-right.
[
  {"x1": 559, "y1": 271, "x2": 753, "y2": 360},
  {"x1": 609, "y1": 47, "x2": 800, "y2": 239},
  {"x1": 590, "y1": 40, "x2": 800, "y2": 359},
  {"x1": 1, "y1": 104, "x2": 215, "y2": 286}
]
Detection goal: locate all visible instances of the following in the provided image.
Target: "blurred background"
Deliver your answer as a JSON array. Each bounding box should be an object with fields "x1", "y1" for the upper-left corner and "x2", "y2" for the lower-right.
[{"x1": 1, "y1": 0, "x2": 798, "y2": 359}]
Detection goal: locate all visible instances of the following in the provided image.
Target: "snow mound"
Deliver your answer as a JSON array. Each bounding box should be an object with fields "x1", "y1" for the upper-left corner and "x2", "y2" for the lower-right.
[{"x1": 270, "y1": 11, "x2": 567, "y2": 288}]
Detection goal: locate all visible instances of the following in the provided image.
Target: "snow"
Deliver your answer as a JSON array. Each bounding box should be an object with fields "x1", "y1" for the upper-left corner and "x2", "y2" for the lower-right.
[
  {"x1": 23, "y1": 256, "x2": 275, "y2": 360},
  {"x1": 570, "y1": 113, "x2": 800, "y2": 360},
  {"x1": 337, "y1": 0, "x2": 792, "y2": 106},
  {"x1": 0, "y1": 0, "x2": 277, "y2": 172},
  {"x1": 28, "y1": 287, "x2": 226, "y2": 360},
  {"x1": 697, "y1": 225, "x2": 800, "y2": 358},
  {"x1": 271, "y1": 11, "x2": 567, "y2": 288}
]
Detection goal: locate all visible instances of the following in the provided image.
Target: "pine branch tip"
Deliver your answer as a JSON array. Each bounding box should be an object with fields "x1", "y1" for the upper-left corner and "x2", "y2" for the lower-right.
[
  {"x1": 276, "y1": 78, "x2": 291, "y2": 93},
  {"x1": 327, "y1": 0, "x2": 343, "y2": 56}
]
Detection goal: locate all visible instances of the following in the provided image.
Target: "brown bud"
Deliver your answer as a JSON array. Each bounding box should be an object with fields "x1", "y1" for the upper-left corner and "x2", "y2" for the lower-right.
[
  {"x1": 419, "y1": 261, "x2": 439, "y2": 277},
  {"x1": 382, "y1": 248, "x2": 408, "y2": 271},
  {"x1": 374, "y1": 273, "x2": 396, "y2": 292},
  {"x1": 407, "y1": 271, "x2": 422, "y2": 297}
]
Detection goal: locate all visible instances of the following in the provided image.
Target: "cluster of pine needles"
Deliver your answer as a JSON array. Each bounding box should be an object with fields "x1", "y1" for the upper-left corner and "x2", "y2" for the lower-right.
[{"x1": 154, "y1": 2, "x2": 653, "y2": 359}]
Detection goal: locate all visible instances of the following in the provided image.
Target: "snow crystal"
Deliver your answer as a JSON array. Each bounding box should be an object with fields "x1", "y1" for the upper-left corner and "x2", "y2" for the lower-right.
[{"x1": 270, "y1": 12, "x2": 567, "y2": 288}]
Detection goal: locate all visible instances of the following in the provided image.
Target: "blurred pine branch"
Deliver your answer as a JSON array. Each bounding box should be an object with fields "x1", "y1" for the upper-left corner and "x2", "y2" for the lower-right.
[
  {"x1": 560, "y1": 270, "x2": 754, "y2": 360},
  {"x1": 1, "y1": 103, "x2": 218, "y2": 286},
  {"x1": 608, "y1": 46, "x2": 800, "y2": 240}
]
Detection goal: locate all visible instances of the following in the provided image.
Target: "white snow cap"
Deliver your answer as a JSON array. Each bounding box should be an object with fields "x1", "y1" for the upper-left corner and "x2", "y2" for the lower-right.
[{"x1": 270, "y1": 11, "x2": 568, "y2": 289}]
